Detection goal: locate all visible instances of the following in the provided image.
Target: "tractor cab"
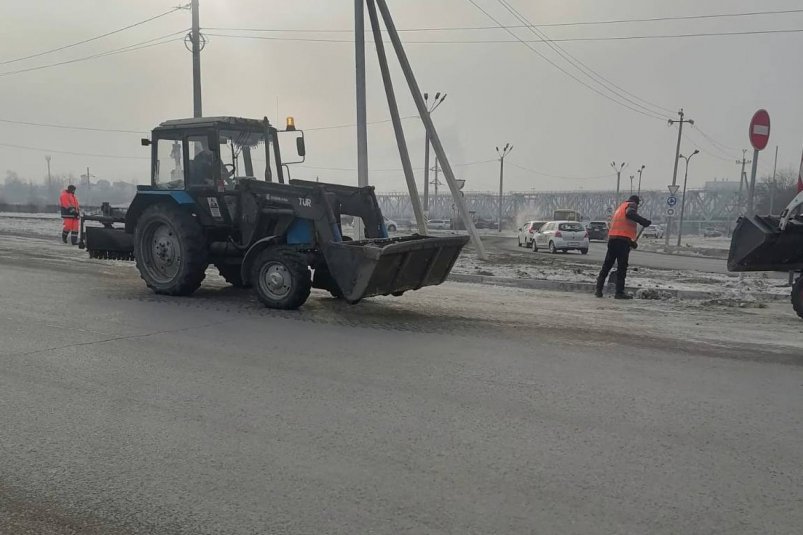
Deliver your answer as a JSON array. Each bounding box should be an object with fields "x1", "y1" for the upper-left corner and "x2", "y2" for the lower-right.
[{"x1": 143, "y1": 116, "x2": 305, "y2": 192}]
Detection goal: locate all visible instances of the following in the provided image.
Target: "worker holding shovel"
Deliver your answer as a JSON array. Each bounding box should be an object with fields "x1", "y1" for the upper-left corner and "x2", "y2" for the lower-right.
[
  {"x1": 59, "y1": 184, "x2": 80, "y2": 245},
  {"x1": 595, "y1": 194, "x2": 651, "y2": 299}
]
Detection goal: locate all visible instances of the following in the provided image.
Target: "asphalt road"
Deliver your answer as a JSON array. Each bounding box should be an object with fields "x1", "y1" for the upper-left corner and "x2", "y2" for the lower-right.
[{"x1": 1, "y1": 240, "x2": 802, "y2": 534}]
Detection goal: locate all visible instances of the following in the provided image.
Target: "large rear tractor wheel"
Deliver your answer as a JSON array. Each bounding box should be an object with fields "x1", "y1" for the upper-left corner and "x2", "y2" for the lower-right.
[
  {"x1": 134, "y1": 204, "x2": 208, "y2": 296},
  {"x1": 252, "y1": 247, "x2": 311, "y2": 310},
  {"x1": 792, "y1": 276, "x2": 803, "y2": 320},
  {"x1": 216, "y1": 264, "x2": 250, "y2": 288}
]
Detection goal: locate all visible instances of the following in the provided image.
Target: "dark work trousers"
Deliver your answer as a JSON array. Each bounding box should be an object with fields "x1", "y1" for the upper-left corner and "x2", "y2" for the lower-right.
[{"x1": 596, "y1": 237, "x2": 631, "y2": 294}]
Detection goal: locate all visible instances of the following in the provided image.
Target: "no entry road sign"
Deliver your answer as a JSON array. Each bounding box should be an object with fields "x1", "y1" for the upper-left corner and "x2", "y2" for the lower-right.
[{"x1": 749, "y1": 109, "x2": 771, "y2": 151}]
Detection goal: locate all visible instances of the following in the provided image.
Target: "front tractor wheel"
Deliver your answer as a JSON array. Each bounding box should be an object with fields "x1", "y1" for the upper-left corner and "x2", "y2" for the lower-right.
[
  {"x1": 252, "y1": 247, "x2": 311, "y2": 310},
  {"x1": 134, "y1": 204, "x2": 208, "y2": 296},
  {"x1": 792, "y1": 276, "x2": 803, "y2": 320}
]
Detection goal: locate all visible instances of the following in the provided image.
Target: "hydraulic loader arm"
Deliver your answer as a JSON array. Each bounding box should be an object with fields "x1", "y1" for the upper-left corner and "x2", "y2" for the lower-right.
[{"x1": 780, "y1": 191, "x2": 803, "y2": 231}]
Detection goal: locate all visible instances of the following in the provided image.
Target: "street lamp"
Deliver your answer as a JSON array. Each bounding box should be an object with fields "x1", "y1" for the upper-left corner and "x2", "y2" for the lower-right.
[
  {"x1": 676, "y1": 149, "x2": 700, "y2": 246},
  {"x1": 636, "y1": 165, "x2": 645, "y2": 196},
  {"x1": 496, "y1": 143, "x2": 514, "y2": 232},
  {"x1": 423, "y1": 91, "x2": 447, "y2": 215},
  {"x1": 629, "y1": 175, "x2": 635, "y2": 195},
  {"x1": 610, "y1": 161, "x2": 627, "y2": 201}
]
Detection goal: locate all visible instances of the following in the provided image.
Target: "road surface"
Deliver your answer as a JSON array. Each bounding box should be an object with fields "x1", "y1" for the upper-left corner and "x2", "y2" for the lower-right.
[{"x1": 1, "y1": 236, "x2": 802, "y2": 534}]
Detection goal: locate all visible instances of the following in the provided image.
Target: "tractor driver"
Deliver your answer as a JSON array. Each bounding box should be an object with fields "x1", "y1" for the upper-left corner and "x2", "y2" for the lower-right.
[{"x1": 189, "y1": 142, "x2": 234, "y2": 187}]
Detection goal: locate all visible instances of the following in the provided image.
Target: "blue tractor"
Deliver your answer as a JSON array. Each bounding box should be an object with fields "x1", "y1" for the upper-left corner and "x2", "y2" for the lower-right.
[{"x1": 81, "y1": 116, "x2": 468, "y2": 309}]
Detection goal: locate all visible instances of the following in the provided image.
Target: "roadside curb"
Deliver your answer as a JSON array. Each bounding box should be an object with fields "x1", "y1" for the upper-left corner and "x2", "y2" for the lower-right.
[{"x1": 447, "y1": 273, "x2": 788, "y2": 301}]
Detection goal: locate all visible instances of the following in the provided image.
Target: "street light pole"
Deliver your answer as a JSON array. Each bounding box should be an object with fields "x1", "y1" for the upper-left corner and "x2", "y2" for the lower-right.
[
  {"x1": 190, "y1": 0, "x2": 202, "y2": 118},
  {"x1": 422, "y1": 91, "x2": 446, "y2": 216},
  {"x1": 676, "y1": 149, "x2": 699, "y2": 247},
  {"x1": 45, "y1": 156, "x2": 52, "y2": 195},
  {"x1": 666, "y1": 108, "x2": 694, "y2": 246},
  {"x1": 496, "y1": 143, "x2": 513, "y2": 232},
  {"x1": 629, "y1": 175, "x2": 635, "y2": 195},
  {"x1": 610, "y1": 161, "x2": 627, "y2": 202},
  {"x1": 637, "y1": 165, "x2": 645, "y2": 196}
]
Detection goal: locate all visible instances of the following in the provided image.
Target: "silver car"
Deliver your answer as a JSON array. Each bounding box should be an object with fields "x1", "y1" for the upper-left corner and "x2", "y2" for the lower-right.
[
  {"x1": 517, "y1": 221, "x2": 546, "y2": 248},
  {"x1": 533, "y1": 221, "x2": 590, "y2": 254}
]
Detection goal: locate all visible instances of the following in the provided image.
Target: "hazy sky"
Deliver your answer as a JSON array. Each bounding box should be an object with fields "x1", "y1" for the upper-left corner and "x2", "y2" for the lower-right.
[{"x1": 1, "y1": 0, "x2": 802, "y2": 193}]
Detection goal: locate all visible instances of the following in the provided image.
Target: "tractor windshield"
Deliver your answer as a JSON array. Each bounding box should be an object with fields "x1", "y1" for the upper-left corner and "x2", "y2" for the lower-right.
[{"x1": 219, "y1": 129, "x2": 271, "y2": 188}]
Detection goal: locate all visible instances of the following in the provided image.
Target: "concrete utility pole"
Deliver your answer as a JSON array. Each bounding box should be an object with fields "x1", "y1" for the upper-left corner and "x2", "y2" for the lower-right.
[
  {"x1": 666, "y1": 108, "x2": 694, "y2": 246},
  {"x1": 676, "y1": 149, "x2": 699, "y2": 246},
  {"x1": 45, "y1": 156, "x2": 52, "y2": 194},
  {"x1": 496, "y1": 143, "x2": 513, "y2": 232},
  {"x1": 422, "y1": 91, "x2": 446, "y2": 216},
  {"x1": 365, "y1": 0, "x2": 426, "y2": 235},
  {"x1": 610, "y1": 161, "x2": 627, "y2": 201},
  {"x1": 736, "y1": 149, "x2": 752, "y2": 214},
  {"x1": 636, "y1": 165, "x2": 645, "y2": 196},
  {"x1": 770, "y1": 145, "x2": 779, "y2": 214},
  {"x1": 190, "y1": 0, "x2": 202, "y2": 118},
  {"x1": 355, "y1": 0, "x2": 368, "y2": 238}
]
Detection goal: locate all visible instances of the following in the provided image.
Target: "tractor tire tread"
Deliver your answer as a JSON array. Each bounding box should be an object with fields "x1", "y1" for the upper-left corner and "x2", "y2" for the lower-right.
[
  {"x1": 252, "y1": 246, "x2": 311, "y2": 310},
  {"x1": 792, "y1": 277, "x2": 803, "y2": 320},
  {"x1": 134, "y1": 203, "x2": 208, "y2": 296}
]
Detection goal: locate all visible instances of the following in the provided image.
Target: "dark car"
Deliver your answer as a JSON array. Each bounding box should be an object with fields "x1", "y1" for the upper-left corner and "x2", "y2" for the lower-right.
[{"x1": 586, "y1": 221, "x2": 609, "y2": 241}]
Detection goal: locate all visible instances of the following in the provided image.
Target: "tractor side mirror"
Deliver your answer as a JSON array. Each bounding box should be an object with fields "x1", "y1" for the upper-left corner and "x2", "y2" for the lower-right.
[
  {"x1": 141, "y1": 138, "x2": 151, "y2": 146},
  {"x1": 277, "y1": 130, "x2": 306, "y2": 164}
]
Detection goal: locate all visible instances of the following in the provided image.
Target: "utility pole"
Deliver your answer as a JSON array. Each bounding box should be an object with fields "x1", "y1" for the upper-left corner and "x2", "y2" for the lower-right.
[
  {"x1": 422, "y1": 91, "x2": 446, "y2": 216},
  {"x1": 666, "y1": 108, "x2": 694, "y2": 246},
  {"x1": 190, "y1": 0, "x2": 202, "y2": 118},
  {"x1": 355, "y1": 0, "x2": 368, "y2": 238},
  {"x1": 676, "y1": 149, "x2": 699, "y2": 246},
  {"x1": 610, "y1": 161, "x2": 627, "y2": 201},
  {"x1": 770, "y1": 145, "x2": 779, "y2": 214},
  {"x1": 637, "y1": 165, "x2": 645, "y2": 196},
  {"x1": 45, "y1": 156, "x2": 52, "y2": 195},
  {"x1": 496, "y1": 143, "x2": 513, "y2": 232},
  {"x1": 737, "y1": 150, "x2": 751, "y2": 214},
  {"x1": 629, "y1": 175, "x2": 635, "y2": 195}
]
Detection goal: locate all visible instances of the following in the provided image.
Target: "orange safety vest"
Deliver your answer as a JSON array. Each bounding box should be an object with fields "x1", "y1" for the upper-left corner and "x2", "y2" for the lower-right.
[
  {"x1": 608, "y1": 201, "x2": 637, "y2": 240},
  {"x1": 59, "y1": 191, "x2": 80, "y2": 219}
]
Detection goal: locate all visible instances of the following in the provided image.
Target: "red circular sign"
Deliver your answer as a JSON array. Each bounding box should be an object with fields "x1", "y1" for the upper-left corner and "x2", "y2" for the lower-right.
[{"x1": 749, "y1": 109, "x2": 771, "y2": 151}]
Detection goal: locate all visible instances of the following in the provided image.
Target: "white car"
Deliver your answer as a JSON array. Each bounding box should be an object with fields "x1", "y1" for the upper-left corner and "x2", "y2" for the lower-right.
[
  {"x1": 642, "y1": 225, "x2": 664, "y2": 239},
  {"x1": 427, "y1": 219, "x2": 451, "y2": 230},
  {"x1": 533, "y1": 220, "x2": 590, "y2": 254},
  {"x1": 517, "y1": 221, "x2": 546, "y2": 248}
]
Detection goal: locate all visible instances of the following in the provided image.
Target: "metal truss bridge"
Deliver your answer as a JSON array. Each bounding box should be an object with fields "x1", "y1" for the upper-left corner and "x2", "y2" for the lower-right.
[{"x1": 377, "y1": 189, "x2": 743, "y2": 226}]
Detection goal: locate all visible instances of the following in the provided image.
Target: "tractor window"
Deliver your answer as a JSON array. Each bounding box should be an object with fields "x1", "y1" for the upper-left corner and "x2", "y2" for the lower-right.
[
  {"x1": 220, "y1": 129, "x2": 268, "y2": 187},
  {"x1": 187, "y1": 136, "x2": 217, "y2": 188},
  {"x1": 154, "y1": 138, "x2": 184, "y2": 189}
]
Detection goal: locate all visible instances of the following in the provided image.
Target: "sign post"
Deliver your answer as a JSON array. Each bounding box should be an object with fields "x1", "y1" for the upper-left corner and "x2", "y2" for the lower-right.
[{"x1": 747, "y1": 109, "x2": 771, "y2": 213}]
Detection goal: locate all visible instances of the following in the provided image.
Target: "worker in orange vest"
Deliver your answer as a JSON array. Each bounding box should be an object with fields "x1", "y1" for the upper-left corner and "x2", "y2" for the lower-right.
[
  {"x1": 59, "y1": 185, "x2": 80, "y2": 245},
  {"x1": 595, "y1": 195, "x2": 651, "y2": 299}
]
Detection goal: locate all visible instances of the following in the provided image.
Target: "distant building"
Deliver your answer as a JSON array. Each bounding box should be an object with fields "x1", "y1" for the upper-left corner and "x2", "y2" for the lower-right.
[{"x1": 704, "y1": 179, "x2": 740, "y2": 192}]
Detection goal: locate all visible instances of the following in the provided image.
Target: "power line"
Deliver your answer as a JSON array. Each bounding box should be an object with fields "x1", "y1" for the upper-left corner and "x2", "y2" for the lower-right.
[
  {"x1": 495, "y1": 0, "x2": 674, "y2": 117},
  {"x1": 0, "y1": 5, "x2": 189, "y2": 66},
  {"x1": 0, "y1": 141, "x2": 148, "y2": 160},
  {"x1": 298, "y1": 159, "x2": 496, "y2": 173},
  {"x1": 0, "y1": 118, "x2": 147, "y2": 134},
  {"x1": 205, "y1": 8, "x2": 803, "y2": 34},
  {"x1": 0, "y1": 31, "x2": 187, "y2": 78},
  {"x1": 509, "y1": 163, "x2": 614, "y2": 180},
  {"x1": 462, "y1": 0, "x2": 667, "y2": 121},
  {"x1": 206, "y1": 27, "x2": 803, "y2": 44}
]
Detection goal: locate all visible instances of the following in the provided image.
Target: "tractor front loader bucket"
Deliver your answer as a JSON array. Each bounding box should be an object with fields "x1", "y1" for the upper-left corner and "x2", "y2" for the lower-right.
[
  {"x1": 728, "y1": 215, "x2": 803, "y2": 272},
  {"x1": 322, "y1": 234, "x2": 470, "y2": 303}
]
